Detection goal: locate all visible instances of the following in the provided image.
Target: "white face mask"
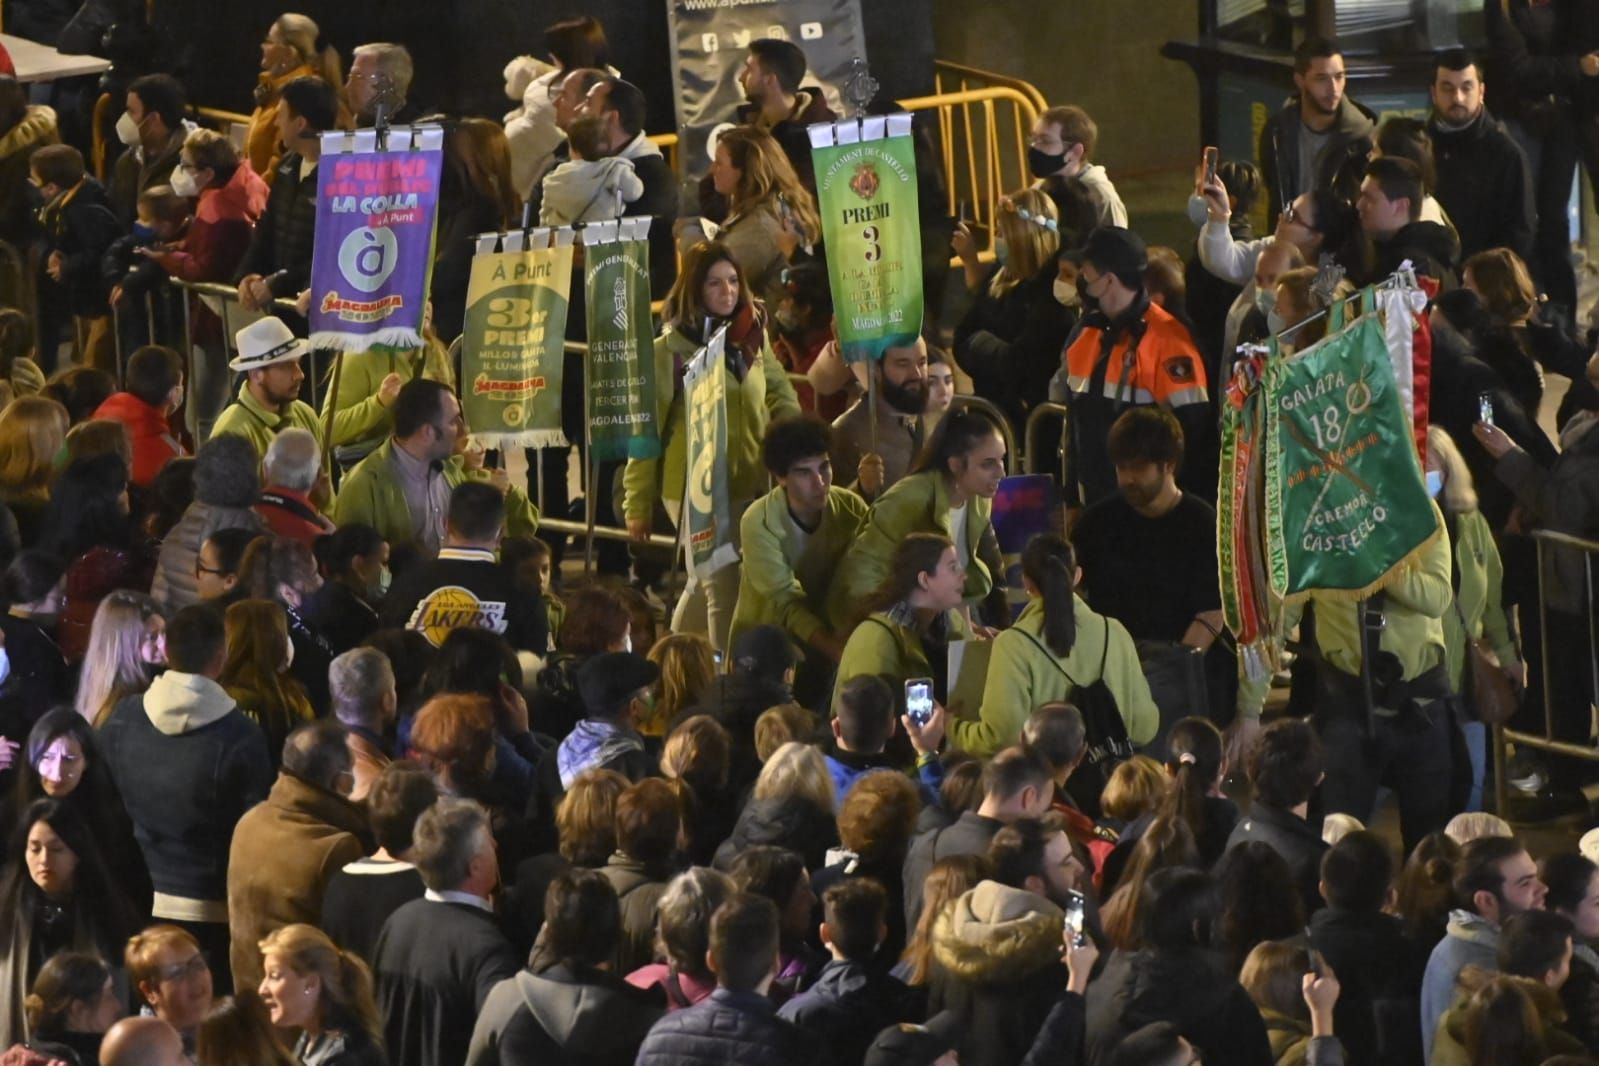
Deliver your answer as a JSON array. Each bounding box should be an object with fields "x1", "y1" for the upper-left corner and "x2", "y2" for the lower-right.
[
  {"x1": 115, "y1": 111, "x2": 144, "y2": 147},
  {"x1": 1426, "y1": 470, "x2": 1444, "y2": 499},
  {"x1": 169, "y1": 166, "x2": 199, "y2": 198},
  {"x1": 1053, "y1": 279, "x2": 1080, "y2": 307}
]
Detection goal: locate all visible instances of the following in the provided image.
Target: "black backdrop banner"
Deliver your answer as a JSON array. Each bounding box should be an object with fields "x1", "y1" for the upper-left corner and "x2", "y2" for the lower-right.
[{"x1": 666, "y1": 0, "x2": 868, "y2": 178}]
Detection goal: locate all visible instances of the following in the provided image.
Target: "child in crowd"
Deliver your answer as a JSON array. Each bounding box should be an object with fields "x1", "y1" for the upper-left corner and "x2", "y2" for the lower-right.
[
  {"x1": 30, "y1": 144, "x2": 122, "y2": 374},
  {"x1": 102, "y1": 186, "x2": 191, "y2": 353},
  {"x1": 501, "y1": 535, "x2": 563, "y2": 647},
  {"x1": 538, "y1": 115, "x2": 644, "y2": 225}
]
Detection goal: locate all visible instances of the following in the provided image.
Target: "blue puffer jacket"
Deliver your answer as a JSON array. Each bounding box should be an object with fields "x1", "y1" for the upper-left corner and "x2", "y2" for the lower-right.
[{"x1": 636, "y1": 989, "x2": 822, "y2": 1066}]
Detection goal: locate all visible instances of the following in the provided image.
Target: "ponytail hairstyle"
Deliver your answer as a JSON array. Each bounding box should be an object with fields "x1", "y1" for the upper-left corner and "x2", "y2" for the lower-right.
[
  {"x1": 1157, "y1": 716, "x2": 1224, "y2": 843},
  {"x1": 860, "y1": 532, "x2": 954, "y2": 619},
  {"x1": 1021, "y1": 533, "x2": 1077, "y2": 658},
  {"x1": 274, "y1": 14, "x2": 344, "y2": 92},
  {"x1": 24, "y1": 952, "x2": 111, "y2": 1036},
  {"x1": 911, "y1": 406, "x2": 1002, "y2": 481},
  {"x1": 258, "y1": 924, "x2": 383, "y2": 1049}
]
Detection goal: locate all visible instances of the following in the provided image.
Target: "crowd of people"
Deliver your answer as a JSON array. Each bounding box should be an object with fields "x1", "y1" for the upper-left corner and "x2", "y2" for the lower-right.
[{"x1": 2, "y1": 4, "x2": 1599, "y2": 1066}]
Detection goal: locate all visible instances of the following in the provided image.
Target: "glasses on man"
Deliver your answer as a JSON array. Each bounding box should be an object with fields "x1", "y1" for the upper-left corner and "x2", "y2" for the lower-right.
[{"x1": 155, "y1": 954, "x2": 209, "y2": 984}]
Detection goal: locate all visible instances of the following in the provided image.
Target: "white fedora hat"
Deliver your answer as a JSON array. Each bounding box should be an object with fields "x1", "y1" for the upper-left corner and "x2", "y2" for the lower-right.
[{"x1": 230, "y1": 316, "x2": 309, "y2": 372}]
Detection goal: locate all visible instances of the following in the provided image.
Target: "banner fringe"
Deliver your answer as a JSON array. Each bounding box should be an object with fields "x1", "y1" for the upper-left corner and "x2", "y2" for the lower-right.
[
  {"x1": 1278, "y1": 519, "x2": 1442, "y2": 607},
  {"x1": 474, "y1": 430, "x2": 569, "y2": 450},
  {"x1": 310, "y1": 328, "x2": 424, "y2": 353}
]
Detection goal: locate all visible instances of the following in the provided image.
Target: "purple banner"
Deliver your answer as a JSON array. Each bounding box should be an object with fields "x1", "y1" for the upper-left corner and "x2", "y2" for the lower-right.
[{"x1": 309, "y1": 126, "x2": 445, "y2": 353}]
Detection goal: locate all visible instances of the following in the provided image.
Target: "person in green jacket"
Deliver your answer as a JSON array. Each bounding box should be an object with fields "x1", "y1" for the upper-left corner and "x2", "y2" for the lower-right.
[
  {"x1": 1429, "y1": 425, "x2": 1521, "y2": 813},
  {"x1": 829, "y1": 407, "x2": 1008, "y2": 633},
  {"x1": 729, "y1": 415, "x2": 867, "y2": 708},
  {"x1": 1309, "y1": 493, "x2": 1457, "y2": 853},
  {"x1": 209, "y1": 316, "x2": 323, "y2": 461},
  {"x1": 318, "y1": 330, "x2": 455, "y2": 463},
  {"x1": 834, "y1": 532, "x2": 972, "y2": 710},
  {"x1": 622, "y1": 240, "x2": 800, "y2": 651},
  {"x1": 330, "y1": 378, "x2": 538, "y2": 563},
  {"x1": 955, "y1": 532, "x2": 1157, "y2": 758}
]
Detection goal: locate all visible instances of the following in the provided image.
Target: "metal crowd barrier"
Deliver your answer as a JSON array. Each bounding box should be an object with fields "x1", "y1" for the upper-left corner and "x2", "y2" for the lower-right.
[{"x1": 1493, "y1": 528, "x2": 1599, "y2": 815}]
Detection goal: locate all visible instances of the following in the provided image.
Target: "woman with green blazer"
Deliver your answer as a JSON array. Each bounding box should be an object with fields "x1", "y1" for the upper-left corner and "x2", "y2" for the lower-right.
[
  {"x1": 829, "y1": 408, "x2": 1008, "y2": 632},
  {"x1": 1430, "y1": 425, "x2": 1520, "y2": 811},
  {"x1": 622, "y1": 240, "x2": 800, "y2": 651},
  {"x1": 953, "y1": 533, "x2": 1158, "y2": 757},
  {"x1": 834, "y1": 532, "x2": 972, "y2": 708}
]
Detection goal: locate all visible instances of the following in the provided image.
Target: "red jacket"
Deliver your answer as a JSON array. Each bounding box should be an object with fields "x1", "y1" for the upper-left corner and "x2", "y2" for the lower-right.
[
  {"x1": 255, "y1": 486, "x2": 334, "y2": 545},
  {"x1": 93, "y1": 391, "x2": 186, "y2": 487},
  {"x1": 153, "y1": 161, "x2": 269, "y2": 283}
]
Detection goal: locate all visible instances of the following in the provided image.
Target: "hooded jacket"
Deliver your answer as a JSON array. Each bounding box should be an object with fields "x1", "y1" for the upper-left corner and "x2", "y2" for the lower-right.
[
  {"x1": 227, "y1": 772, "x2": 367, "y2": 992},
  {"x1": 0, "y1": 104, "x2": 59, "y2": 246},
  {"x1": 1420, "y1": 909, "x2": 1500, "y2": 1063},
  {"x1": 99, "y1": 671, "x2": 274, "y2": 915},
  {"x1": 928, "y1": 881, "x2": 1070, "y2": 1066},
  {"x1": 1085, "y1": 947, "x2": 1272, "y2": 1066},
  {"x1": 1259, "y1": 94, "x2": 1377, "y2": 226},
  {"x1": 466, "y1": 963, "x2": 663, "y2": 1066},
  {"x1": 1431, "y1": 969, "x2": 1583, "y2": 1066},
  {"x1": 152, "y1": 161, "x2": 269, "y2": 284},
  {"x1": 1428, "y1": 107, "x2": 1535, "y2": 264}
]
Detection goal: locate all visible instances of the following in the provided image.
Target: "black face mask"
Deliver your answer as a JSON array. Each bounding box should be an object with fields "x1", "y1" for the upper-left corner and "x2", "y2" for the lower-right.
[
  {"x1": 1028, "y1": 146, "x2": 1067, "y2": 179},
  {"x1": 1077, "y1": 276, "x2": 1100, "y2": 313}
]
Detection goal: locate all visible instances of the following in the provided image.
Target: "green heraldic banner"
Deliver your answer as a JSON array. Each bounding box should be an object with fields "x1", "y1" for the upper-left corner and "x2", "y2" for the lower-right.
[
  {"x1": 683, "y1": 325, "x2": 739, "y2": 578},
  {"x1": 1264, "y1": 312, "x2": 1438, "y2": 602},
  {"x1": 584, "y1": 218, "x2": 661, "y2": 463},
  {"x1": 809, "y1": 114, "x2": 923, "y2": 363},
  {"x1": 459, "y1": 228, "x2": 574, "y2": 449}
]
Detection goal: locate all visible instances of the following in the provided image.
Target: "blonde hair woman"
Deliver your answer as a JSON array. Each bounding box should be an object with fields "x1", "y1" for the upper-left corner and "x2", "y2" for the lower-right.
[
  {"x1": 219, "y1": 600, "x2": 314, "y2": 763},
  {"x1": 247, "y1": 14, "x2": 346, "y2": 179},
  {"x1": 75, "y1": 591, "x2": 165, "y2": 726},
  {"x1": 0, "y1": 395, "x2": 68, "y2": 542},
  {"x1": 256, "y1": 924, "x2": 384, "y2": 1066},
  {"x1": 645, "y1": 634, "x2": 717, "y2": 737},
  {"x1": 701, "y1": 125, "x2": 821, "y2": 307},
  {"x1": 714, "y1": 739, "x2": 838, "y2": 870}
]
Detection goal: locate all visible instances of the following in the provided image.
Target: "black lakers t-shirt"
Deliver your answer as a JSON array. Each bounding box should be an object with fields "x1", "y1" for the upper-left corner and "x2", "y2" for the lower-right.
[{"x1": 380, "y1": 546, "x2": 549, "y2": 653}]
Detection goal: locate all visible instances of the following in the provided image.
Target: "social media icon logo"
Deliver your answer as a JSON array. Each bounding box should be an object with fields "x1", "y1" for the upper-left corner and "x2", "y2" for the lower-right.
[
  {"x1": 701, "y1": 32, "x2": 718, "y2": 52},
  {"x1": 801, "y1": 22, "x2": 823, "y2": 39}
]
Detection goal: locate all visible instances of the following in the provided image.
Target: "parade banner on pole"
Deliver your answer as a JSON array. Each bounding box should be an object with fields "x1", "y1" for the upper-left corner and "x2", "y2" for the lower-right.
[
  {"x1": 683, "y1": 325, "x2": 739, "y2": 577},
  {"x1": 1218, "y1": 350, "x2": 1268, "y2": 648},
  {"x1": 310, "y1": 126, "x2": 444, "y2": 352},
  {"x1": 584, "y1": 218, "x2": 661, "y2": 463},
  {"x1": 459, "y1": 227, "x2": 575, "y2": 449},
  {"x1": 1263, "y1": 312, "x2": 1438, "y2": 602},
  {"x1": 808, "y1": 113, "x2": 923, "y2": 363}
]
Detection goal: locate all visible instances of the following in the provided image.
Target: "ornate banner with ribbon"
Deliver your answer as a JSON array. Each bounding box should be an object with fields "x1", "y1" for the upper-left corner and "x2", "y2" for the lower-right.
[
  {"x1": 808, "y1": 113, "x2": 923, "y2": 363},
  {"x1": 459, "y1": 227, "x2": 575, "y2": 449},
  {"x1": 310, "y1": 125, "x2": 444, "y2": 352},
  {"x1": 1218, "y1": 348, "x2": 1268, "y2": 648},
  {"x1": 682, "y1": 325, "x2": 739, "y2": 577},
  {"x1": 1263, "y1": 310, "x2": 1439, "y2": 601},
  {"x1": 583, "y1": 217, "x2": 661, "y2": 463}
]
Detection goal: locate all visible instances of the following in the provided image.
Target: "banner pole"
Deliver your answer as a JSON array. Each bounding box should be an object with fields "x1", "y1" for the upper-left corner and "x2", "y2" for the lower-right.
[
  {"x1": 867, "y1": 360, "x2": 878, "y2": 456},
  {"x1": 583, "y1": 345, "x2": 597, "y2": 576},
  {"x1": 320, "y1": 350, "x2": 344, "y2": 475}
]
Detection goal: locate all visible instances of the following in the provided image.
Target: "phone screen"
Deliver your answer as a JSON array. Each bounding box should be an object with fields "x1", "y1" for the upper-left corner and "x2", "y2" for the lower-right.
[
  {"x1": 905, "y1": 678, "x2": 934, "y2": 727},
  {"x1": 1203, "y1": 146, "x2": 1219, "y2": 185},
  {"x1": 1479, "y1": 391, "x2": 1495, "y2": 426},
  {"x1": 1064, "y1": 889, "x2": 1086, "y2": 946}
]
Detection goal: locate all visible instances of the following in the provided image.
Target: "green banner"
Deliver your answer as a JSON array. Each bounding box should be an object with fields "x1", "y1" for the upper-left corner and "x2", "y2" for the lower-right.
[
  {"x1": 459, "y1": 232, "x2": 574, "y2": 449},
  {"x1": 583, "y1": 219, "x2": 661, "y2": 462},
  {"x1": 1264, "y1": 313, "x2": 1438, "y2": 602},
  {"x1": 809, "y1": 114, "x2": 923, "y2": 363},
  {"x1": 683, "y1": 325, "x2": 739, "y2": 577}
]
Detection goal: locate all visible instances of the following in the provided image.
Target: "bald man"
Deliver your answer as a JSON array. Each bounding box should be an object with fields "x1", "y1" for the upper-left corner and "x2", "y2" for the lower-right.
[{"x1": 100, "y1": 1017, "x2": 187, "y2": 1066}]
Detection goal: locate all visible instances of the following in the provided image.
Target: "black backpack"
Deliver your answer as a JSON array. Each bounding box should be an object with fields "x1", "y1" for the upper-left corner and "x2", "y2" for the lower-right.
[{"x1": 1014, "y1": 619, "x2": 1133, "y2": 819}]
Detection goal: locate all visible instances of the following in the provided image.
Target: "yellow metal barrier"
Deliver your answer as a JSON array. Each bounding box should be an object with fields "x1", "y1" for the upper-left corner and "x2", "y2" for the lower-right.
[
  {"x1": 934, "y1": 60, "x2": 1048, "y2": 115},
  {"x1": 899, "y1": 85, "x2": 1041, "y2": 261}
]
